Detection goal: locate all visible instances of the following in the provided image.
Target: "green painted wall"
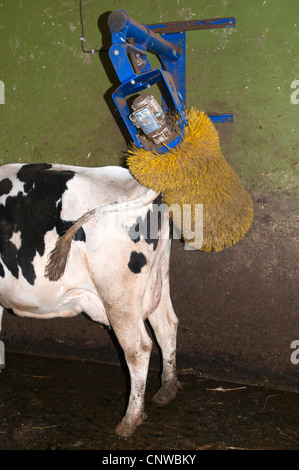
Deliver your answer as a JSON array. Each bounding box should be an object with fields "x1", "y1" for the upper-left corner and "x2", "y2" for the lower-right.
[{"x1": 0, "y1": 0, "x2": 298, "y2": 195}]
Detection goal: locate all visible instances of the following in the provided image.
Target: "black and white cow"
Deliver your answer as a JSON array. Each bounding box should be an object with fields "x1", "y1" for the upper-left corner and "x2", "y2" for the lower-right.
[{"x1": 0, "y1": 163, "x2": 178, "y2": 438}]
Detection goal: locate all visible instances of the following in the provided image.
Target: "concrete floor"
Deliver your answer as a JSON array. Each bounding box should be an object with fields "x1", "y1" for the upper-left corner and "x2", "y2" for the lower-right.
[{"x1": 1, "y1": 352, "x2": 299, "y2": 451}]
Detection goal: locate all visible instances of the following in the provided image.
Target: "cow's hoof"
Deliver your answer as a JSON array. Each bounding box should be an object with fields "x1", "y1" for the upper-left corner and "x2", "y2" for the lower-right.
[
  {"x1": 152, "y1": 380, "x2": 181, "y2": 406},
  {"x1": 152, "y1": 389, "x2": 174, "y2": 406},
  {"x1": 115, "y1": 412, "x2": 147, "y2": 439}
]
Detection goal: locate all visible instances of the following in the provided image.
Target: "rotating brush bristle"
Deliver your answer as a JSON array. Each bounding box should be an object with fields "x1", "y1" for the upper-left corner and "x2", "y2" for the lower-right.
[{"x1": 127, "y1": 108, "x2": 253, "y2": 252}]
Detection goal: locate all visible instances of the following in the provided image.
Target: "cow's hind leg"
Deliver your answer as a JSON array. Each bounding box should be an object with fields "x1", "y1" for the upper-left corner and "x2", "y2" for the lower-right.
[
  {"x1": 110, "y1": 313, "x2": 153, "y2": 439},
  {"x1": 148, "y1": 281, "x2": 179, "y2": 406},
  {"x1": 0, "y1": 306, "x2": 4, "y2": 368},
  {"x1": 0, "y1": 306, "x2": 3, "y2": 335}
]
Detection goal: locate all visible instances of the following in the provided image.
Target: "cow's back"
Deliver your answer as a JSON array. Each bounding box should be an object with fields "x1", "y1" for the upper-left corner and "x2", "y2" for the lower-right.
[{"x1": 0, "y1": 163, "x2": 152, "y2": 315}]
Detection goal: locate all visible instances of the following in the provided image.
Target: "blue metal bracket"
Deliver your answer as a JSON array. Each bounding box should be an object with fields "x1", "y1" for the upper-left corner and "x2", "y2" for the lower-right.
[
  {"x1": 148, "y1": 18, "x2": 235, "y2": 124},
  {"x1": 107, "y1": 10, "x2": 235, "y2": 153},
  {"x1": 112, "y1": 68, "x2": 188, "y2": 151}
]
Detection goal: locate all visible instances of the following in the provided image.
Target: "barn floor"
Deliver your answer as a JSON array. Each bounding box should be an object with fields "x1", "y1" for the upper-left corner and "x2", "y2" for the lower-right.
[{"x1": 1, "y1": 352, "x2": 299, "y2": 451}]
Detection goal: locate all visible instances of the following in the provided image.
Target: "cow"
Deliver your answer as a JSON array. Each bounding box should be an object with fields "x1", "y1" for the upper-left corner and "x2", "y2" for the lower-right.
[{"x1": 0, "y1": 162, "x2": 178, "y2": 438}]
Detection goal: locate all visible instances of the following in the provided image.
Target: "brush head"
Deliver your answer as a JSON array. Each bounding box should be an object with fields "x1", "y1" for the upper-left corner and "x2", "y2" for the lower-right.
[{"x1": 127, "y1": 108, "x2": 253, "y2": 252}]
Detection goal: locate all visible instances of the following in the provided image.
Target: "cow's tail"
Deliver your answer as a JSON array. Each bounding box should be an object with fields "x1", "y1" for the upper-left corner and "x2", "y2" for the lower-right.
[
  {"x1": 44, "y1": 208, "x2": 97, "y2": 282},
  {"x1": 45, "y1": 189, "x2": 159, "y2": 282}
]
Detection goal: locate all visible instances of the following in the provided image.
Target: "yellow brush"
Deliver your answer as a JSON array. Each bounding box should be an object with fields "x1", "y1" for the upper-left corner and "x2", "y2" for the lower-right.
[{"x1": 127, "y1": 108, "x2": 253, "y2": 252}]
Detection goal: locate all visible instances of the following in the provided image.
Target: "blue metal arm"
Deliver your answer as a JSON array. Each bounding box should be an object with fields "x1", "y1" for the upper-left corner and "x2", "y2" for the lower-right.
[
  {"x1": 108, "y1": 10, "x2": 180, "y2": 76},
  {"x1": 107, "y1": 10, "x2": 235, "y2": 153}
]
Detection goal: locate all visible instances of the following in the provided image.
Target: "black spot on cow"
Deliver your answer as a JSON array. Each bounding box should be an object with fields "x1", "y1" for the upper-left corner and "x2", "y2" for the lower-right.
[
  {"x1": 73, "y1": 227, "x2": 86, "y2": 242},
  {"x1": 18, "y1": 163, "x2": 53, "y2": 193},
  {"x1": 0, "y1": 261, "x2": 5, "y2": 277},
  {"x1": 128, "y1": 251, "x2": 147, "y2": 274},
  {"x1": 0, "y1": 163, "x2": 76, "y2": 285},
  {"x1": 128, "y1": 195, "x2": 166, "y2": 250},
  {"x1": 0, "y1": 178, "x2": 13, "y2": 196}
]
